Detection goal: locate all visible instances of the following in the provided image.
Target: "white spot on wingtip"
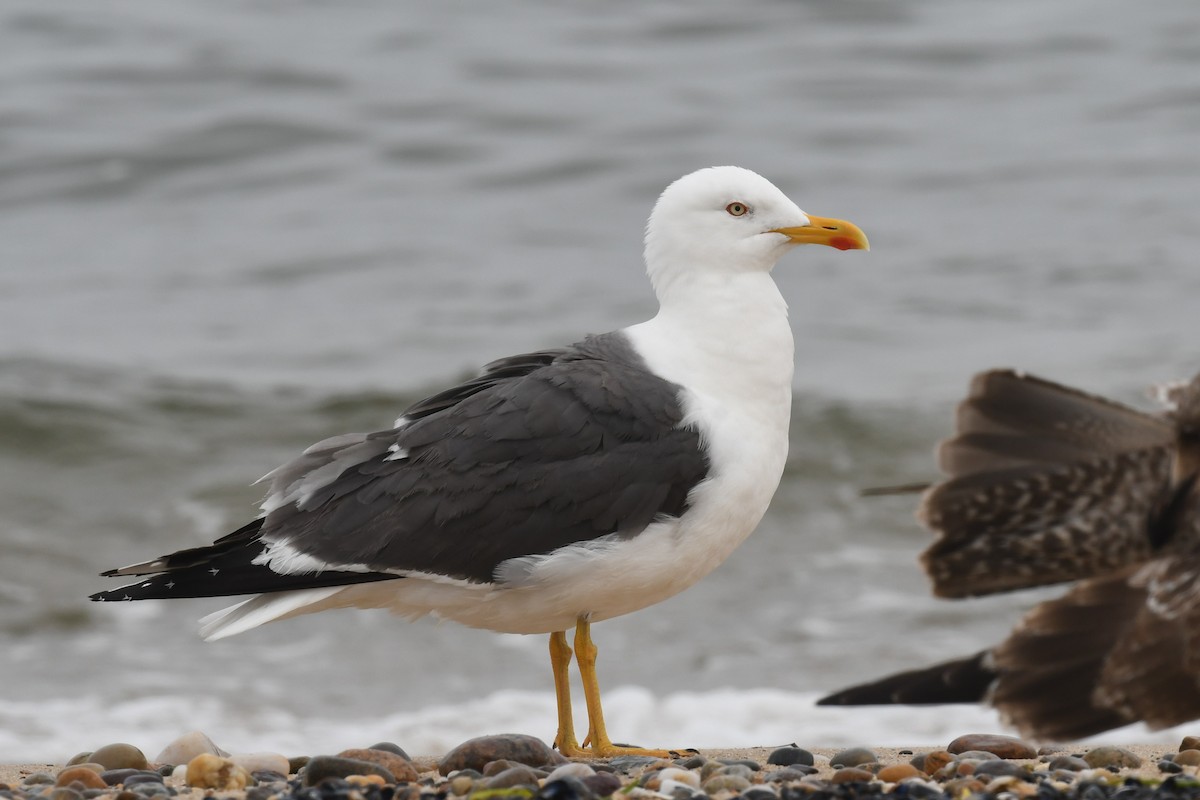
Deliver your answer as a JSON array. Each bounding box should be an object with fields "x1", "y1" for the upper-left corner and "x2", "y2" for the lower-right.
[
  {"x1": 253, "y1": 540, "x2": 377, "y2": 576},
  {"x1": 385, "y1": 443, "x2": 409, "y2": 462}
]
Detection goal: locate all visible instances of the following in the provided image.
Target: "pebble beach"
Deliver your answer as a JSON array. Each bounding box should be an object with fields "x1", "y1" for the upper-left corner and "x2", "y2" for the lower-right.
[{"x1": 5, "y1": 732, "x2": 1200, "y2": 800}]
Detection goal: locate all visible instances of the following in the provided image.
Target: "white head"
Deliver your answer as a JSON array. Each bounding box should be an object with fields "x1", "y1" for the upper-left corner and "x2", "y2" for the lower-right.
[{"x1": 643, "y1": 166, "x2": 868, "y2": 298}]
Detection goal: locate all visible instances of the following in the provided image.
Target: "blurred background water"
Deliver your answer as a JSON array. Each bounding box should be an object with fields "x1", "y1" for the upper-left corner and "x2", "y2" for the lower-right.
[{"x1": 2, "y1": 0, "x2": 1198, "y2": 760}]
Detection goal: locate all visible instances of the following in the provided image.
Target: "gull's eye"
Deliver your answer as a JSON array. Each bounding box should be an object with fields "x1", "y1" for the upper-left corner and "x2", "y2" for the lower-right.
[{"x1": 725, "y1": 201, "x2": 749, "y2": 217}]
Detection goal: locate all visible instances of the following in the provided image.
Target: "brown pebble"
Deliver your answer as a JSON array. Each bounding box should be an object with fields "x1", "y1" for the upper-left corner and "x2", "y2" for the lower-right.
[
  {"x1": 877, "y1": 764, "x2": 922, "y2": 782},
  {"x1": 337, "y1": 748, "x2": 419, "y2": 783},
  {"x1": 919, "y1": 750, "x2": 954, "y2": 775},
  {"x1": 186, "y1": 753, "x2": 251, "y2": 790},
  {"x1": 89, "y1": 744, "x2": 150, "y2": 772},
  {"x1": 61, "y1": 763, "x2": 105, "y2": 775},
  {"x1": 1083, "y1": 746, "x2": 1142, "y2": 770},
  {"x1": 1175, "y1": 749, "x2": 1200, "y2": 767},
  {"x1": 1182, "y1": 737, "x2": 1200, "y2": 753},
  {"x1": 947, "y1": 734, "x2": 1036, "y2": 760},
  {"x1": 438, "y1": 734, "x2": 564, "y2": 775},
  {"x1": 830, "y1": 767, "x2": 874, "y2": 784},
  {"x1": 346, "y1": 774, "x2": 387, "y2": 787},
  {"x1": 55, "y1": 769, "x2": 106, "y2": 790}
]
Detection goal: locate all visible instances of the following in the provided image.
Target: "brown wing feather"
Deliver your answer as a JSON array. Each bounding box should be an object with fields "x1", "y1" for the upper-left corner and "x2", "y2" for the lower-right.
[
  {"x1": 987, "y1": 568, "x2": 1145, "y2": 740},
  {"x1": 1094, "y1": 538, "x2": 1200, "y2": 729},
  {"x1": 920, "y1": 370, "x2": 1175, "y2": 598}
]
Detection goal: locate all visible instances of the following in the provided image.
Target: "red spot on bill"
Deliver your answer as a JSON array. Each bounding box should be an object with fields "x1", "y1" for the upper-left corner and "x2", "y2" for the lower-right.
[{"x1": 830, "y1": 236, "x2": 859, "y2": 251}]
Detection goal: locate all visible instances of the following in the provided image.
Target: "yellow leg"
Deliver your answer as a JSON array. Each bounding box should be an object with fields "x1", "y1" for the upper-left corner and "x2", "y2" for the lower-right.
[
  {"x1": 573, "y1": 619, "x2": 680, "y2": 759},
  {"x1": 549, "y1": 631, "x2": 584, "y2": 756}
]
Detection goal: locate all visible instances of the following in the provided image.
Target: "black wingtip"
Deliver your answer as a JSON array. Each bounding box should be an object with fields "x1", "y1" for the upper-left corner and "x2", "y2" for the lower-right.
[{"x1": 818, "y1": 651, "x2": 995, "y2": 707}]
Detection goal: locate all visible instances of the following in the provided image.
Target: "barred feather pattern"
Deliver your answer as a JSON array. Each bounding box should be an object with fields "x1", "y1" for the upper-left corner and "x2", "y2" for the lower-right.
[
  {"x1": 921, "y1": 447, "x2": 1171, "y2": 597},
  {"x1": 820, "y1": 369, "x2": 1200, "y2": 740}
]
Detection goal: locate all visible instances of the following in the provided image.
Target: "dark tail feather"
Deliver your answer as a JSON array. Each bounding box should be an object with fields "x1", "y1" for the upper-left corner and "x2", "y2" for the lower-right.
[
  {"x1": 91, "y1": 517, "x2": 398, "y2": 601},
  {"x1": 818, "y1": 651, "x2": 995, "y2": 706},
  {"x1": 859, "y1": 481, "x2": 933, "y2": 497}
]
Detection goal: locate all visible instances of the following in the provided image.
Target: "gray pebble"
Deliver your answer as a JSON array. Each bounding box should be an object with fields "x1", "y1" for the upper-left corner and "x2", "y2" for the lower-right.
[
  {"x1": 481, "y1": 765, "x2": 541, "y2": 790},
  {"x1": 954, "y1": 750, "x2": 1000, "y2": 762},
  {"x1": 606, "y1": 756, "x2": 660, "y2": 772},
  {"x1": 719, "y1": 760, "x2": 761, "y2": 772},
  {"x1": 541, "y1": 776, "x2": 595, "y2": 800},
  {"x1": 303, "y1": 755, "x2": 395, "y2": 786},
  {"x1": 972, "y1": 761, "x2": 1027, "y2": 779},
  {"x1": 23, "y1": 775, "x2": 55, "y2": 786},
  {"x1": 49, "y1": 788, "x2": 82, "y2": 800},
  {"x1": 1046, "y1": 756, "x2": 1089, "y2": 772},
  {"x1": 122, "y1": 774, "x2": 164, "y2": 788},
  {"x1": 100, "y1": 770, "x2": 140, "y2": 786},
  {"x1": 1160, "y1": 760, "x2": 1184, "y2": 774},
  {"x1": 250, "y1": 771, "x2": 287, "y2": 784},
  {"x1": 830, "y1": 748, "x2": 877, "y2": 768},
  {"x1": 766, "y1": 748, "x2": 813, "y2": 768},
  {"x1": 582, "y1": 772, "x2": 622, "y2": 797},
  {"x1": 740, "y1": 788, "x2": 778, "y2": 800},
  {"x1": 717, "y1": 765, "x2": 754, "y2": 780},
  {"x1": 765, "y1": 767, "x2": 817, "y2": 782},
  {"x1": 1083, "y1": 746, "x2": 1142, "y2": 770}
]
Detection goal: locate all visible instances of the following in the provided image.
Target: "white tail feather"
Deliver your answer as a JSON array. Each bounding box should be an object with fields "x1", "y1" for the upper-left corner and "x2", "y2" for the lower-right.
[{"x1": 199, "y1": 588, "x2": 344, "y2": 641}]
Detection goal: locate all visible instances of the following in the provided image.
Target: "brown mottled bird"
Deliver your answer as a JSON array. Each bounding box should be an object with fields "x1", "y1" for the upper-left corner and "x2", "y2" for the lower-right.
[{"x1": 819, "y1": 369, "x2": 1200, "y2": 740}]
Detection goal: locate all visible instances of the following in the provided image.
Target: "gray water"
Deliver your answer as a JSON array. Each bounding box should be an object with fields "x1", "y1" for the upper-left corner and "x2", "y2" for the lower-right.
[{"x1": 2, "y1": 0, "x2": 1198, "y2": 759}]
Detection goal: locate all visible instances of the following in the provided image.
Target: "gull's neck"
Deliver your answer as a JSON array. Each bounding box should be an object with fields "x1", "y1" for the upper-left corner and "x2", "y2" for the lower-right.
[{"x1": 624, "y1": 270, "x2": 795, "y2": 428}]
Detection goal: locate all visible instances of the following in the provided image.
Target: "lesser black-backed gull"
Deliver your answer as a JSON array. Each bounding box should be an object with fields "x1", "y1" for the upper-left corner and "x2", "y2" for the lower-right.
[
  {"x1": 92, "y1": 166, "x2": 869, "y2": 757},
  {"x1": 820, "y1": 369, "x2": 1200, "y2": 740}
]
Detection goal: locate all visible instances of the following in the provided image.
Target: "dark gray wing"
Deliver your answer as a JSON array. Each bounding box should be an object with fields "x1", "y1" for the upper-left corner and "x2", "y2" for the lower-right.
[
  {"x1": 265, "y1": 333, "x2": 709, "y2": 583},
  {"x1": 920, "y1": 370, "x2": 1175, "y2": 597},
  {"x1": 92, "y1": 333, "x2": 709, "y2": 599}
]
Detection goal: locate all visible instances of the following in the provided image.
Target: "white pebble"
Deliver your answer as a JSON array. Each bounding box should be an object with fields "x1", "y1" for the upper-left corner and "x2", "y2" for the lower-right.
[
  {"x1": 656, "y1": 768, "x2": 701, "y2": 789},
  {"x1": 545, "y1": 763, "x2": 596, "y2": 782},
  {"x1": 155, "y1": 731, "x2": 228, "y2": 766},
  {"x1": 230, "y1": 752, "x2": 290, "y2": 777}
]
